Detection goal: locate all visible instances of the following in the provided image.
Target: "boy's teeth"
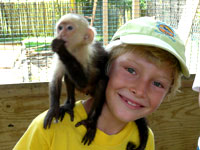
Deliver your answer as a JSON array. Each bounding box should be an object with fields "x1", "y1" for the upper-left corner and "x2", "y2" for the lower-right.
[{"x1": 127, "y1": 101, "x2": 137, "y2": 106}]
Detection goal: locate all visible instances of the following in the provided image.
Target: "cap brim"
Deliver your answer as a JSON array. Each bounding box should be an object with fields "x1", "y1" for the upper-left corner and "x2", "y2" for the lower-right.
[{"x1": 119, "y1": 34, "x2": 190, "y2": 77}]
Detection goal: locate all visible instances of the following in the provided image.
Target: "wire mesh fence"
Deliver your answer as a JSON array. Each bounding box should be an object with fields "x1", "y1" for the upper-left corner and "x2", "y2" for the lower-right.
[{"x1": 0, "y1": 0, "x2": 199, "y2": 84}]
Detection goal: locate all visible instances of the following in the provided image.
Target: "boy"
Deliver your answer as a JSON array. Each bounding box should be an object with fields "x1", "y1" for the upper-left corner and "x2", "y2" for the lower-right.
[{"x1": 14, "y1": 17, "x2": 189, "y2": 150}]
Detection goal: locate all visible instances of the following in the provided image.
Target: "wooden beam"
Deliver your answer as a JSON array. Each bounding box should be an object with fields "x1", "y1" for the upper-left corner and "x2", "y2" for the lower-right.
[
  {"x1": 177, "y1": 0, "x2": 199, "y2": 45},
  {"x1": 132, "y1": 0, "x2": 140, "y2": 18},
  {"x1": 103, "y1": 0, "x2": 108, "y2": 45},
  {"x1": 91, "y1": 0, "x2": 98, "y2": 26}
]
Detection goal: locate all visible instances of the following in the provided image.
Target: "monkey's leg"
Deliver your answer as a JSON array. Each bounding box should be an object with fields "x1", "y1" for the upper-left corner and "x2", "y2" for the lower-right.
[
  {"x1": 126, "y1": 118, "x2": 148, "y2": 150},
  {"x1": 59, "y1": 75, "x2": 75, "y2": 121},
  {"x1": 75, "y1": 78, "x2": 108, "y2": 145},
  {"x1": 44, "y1": 77, "x2": 62, "y2": 129}
]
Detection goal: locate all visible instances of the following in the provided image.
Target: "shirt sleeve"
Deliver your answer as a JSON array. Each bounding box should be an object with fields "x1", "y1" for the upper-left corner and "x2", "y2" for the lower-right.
[
  {"x1": 13, "y1": 112, "x2": 51, "y2": 150},
  {"x1": 192, "y1": 65, "x2": 200, "y2": 92}
]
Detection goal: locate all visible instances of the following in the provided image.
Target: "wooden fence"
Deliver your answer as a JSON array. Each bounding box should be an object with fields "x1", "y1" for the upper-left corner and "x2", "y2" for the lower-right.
[
  {"x1": 0, "y1": 76, "x2": 199, "y2": 150},
  {"x1": 0, "y1": 1, "x2": 71, "y2": 37},
  {"x1": 0, "y1": 0, "x2": 134, "y2": 44}
]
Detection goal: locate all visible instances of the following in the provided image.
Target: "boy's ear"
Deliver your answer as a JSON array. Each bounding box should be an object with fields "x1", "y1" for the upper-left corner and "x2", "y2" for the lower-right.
[{"x1": 84, "y1": 28, "x2": 94, "y2": 43}]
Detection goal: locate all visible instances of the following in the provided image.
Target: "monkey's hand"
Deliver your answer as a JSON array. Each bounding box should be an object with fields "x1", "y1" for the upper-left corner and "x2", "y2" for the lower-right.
[
  {"x1": 126, "y1": 142, "x2": 137, "y2": 150},
  {"x1": 59, "y1": 102, "x2": 74, "y2": 122},
  {"x1": 75, "y1": 119, "x2": 97, "y2": 145},
  {"x1": 51, "y1": 39, "x2": 65, "y2": 52},
  {"x1": 43, "y1": 107, "x2": 60, "y2": 129}
]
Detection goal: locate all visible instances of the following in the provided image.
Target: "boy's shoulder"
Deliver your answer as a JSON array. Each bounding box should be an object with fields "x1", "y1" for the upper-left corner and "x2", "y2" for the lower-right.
[{"x1": 32, "y1": 100, "x2": 87, "y2": 131}]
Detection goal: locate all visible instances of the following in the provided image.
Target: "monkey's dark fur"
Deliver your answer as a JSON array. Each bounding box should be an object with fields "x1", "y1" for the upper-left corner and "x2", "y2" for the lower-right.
[
  {"x1": 46, "y1": 38, "x2": 149, "y2": 150},
  {"x1": 46, "y1": 38, "x2": 109, "y2": 145}
]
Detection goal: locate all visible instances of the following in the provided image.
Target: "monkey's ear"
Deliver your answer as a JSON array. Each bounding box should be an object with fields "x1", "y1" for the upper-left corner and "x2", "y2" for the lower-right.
[{"x1": 84, "y1": 28, "x2": 94, "y2": 44}]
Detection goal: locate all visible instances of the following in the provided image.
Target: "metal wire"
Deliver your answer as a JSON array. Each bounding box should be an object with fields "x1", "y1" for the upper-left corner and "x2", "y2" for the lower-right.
[{"x1": 0, "y1": 0, "x2": 199, "y2": 83}]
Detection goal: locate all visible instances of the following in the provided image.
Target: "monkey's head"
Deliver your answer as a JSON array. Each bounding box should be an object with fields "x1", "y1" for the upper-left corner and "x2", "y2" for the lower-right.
[{"x1": 55, "y1": 14, "x2": 96, "y2": 52}]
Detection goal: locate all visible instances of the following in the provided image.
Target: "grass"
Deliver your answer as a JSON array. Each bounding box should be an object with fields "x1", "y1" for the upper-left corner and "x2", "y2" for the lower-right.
[
  {"x1": 23, "y1": 37, "x2": 53, "y2": 51},
  {"x1": 0, "y1": 37, "x2": 26, "y2": 43},
  {"x1": 24, "y1": 42, "x2": 51, "y2": 51}
]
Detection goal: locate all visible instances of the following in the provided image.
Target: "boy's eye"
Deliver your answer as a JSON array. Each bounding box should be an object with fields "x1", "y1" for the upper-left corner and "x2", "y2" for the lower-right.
[
  {"x1": 127, "y1": 68, "x2": 136, "y2": 74},
  {"x1": 153, "y1": 81, "x2": 163, "y2": 88}
]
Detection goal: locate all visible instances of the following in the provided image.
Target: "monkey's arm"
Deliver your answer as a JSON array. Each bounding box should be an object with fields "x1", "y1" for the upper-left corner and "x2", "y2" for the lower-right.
[
  {"x1": 59, "y1": 75, "x2": 76, "y2": 121},
  {"x1": 51, "y1": 39, "x2": 88, "y2": 122},
  {"x1": 51, "y1": 39, "x2": 88, "y2": 89},
  {"x1": 75, "y1": 77, "x2": 108, "y2": 145},
  {"x1": 44, "y1": 63, "x2": 63, "y2": 129},
  {"x1": 75, "y1": 43, "x2": 110, "y2": 145}
]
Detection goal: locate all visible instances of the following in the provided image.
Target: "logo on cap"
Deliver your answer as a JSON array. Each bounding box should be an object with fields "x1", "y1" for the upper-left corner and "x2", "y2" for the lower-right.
[{"x1": 155, "y1": 22, "x2": 176, "y2": 42}]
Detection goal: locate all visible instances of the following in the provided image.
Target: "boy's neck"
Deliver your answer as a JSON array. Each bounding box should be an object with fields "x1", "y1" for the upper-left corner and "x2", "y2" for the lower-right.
[{"x1": 82, "y1": 99, "x2": 128, "y2": 135}]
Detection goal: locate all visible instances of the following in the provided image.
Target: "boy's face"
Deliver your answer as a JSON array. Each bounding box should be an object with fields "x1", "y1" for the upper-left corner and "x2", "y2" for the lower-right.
[{"x1": 105, "y1": 52, "x2": 173, "y2": 123}]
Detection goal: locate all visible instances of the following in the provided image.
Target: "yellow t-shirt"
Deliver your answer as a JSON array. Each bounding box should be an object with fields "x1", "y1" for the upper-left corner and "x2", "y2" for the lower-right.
[{"x1": 13, "y1": 100, "x2": 154, "y2": 150}]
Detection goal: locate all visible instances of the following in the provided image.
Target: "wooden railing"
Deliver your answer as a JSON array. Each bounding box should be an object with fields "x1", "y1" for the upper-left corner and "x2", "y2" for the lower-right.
[{"x1": 0, "y1": 75, "x2": 199, "y2": 150}]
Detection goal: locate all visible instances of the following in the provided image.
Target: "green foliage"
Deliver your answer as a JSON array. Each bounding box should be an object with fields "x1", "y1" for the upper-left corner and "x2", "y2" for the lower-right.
[
  {"x1": 0, "y1": 0, "x2": 146, "y2": 49},
  {"x1": 140, "y1": 0, "x2": 147, "y2": 10}
]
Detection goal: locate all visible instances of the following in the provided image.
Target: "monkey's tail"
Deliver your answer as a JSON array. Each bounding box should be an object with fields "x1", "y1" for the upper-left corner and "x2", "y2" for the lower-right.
[{"x1": 126, "y1": 118, "x2": 149, "y2": 150}]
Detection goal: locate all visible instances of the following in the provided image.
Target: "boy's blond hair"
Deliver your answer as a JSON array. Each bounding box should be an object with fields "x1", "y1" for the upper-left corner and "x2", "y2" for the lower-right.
[{"x1": 106, "y1": 44, "x2": 182, "y2": 100}]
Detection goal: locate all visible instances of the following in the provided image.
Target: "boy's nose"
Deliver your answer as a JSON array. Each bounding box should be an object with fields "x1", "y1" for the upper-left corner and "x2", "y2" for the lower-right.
[{"x1": 130, "y1": 79, "x2": 147, "y2": 98}]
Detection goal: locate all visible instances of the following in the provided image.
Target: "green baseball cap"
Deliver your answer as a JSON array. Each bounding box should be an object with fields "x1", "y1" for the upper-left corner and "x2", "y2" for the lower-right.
[{"x1": 111, "y1": 17, "x2": 190, "y2": 77}]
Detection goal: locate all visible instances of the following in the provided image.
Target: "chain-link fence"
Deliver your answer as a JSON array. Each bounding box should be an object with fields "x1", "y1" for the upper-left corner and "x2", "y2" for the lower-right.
[{"x1": 0, "y1": 0, "x2": 199, "y2": 84}]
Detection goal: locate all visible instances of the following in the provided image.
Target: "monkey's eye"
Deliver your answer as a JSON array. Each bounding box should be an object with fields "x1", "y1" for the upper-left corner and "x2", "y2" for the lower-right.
[
  {"x1": 67, "y1": 25, "x2": 73, "y2": 30},
  {"x1": 58, "y1": 26, "x2": 63, "y2": 31}
]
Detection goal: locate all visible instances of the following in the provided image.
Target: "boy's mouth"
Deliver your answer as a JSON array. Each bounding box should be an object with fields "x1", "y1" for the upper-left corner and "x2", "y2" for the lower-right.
[{"x1": 119, "y1": 94, "x2": 144, "y2": 109}]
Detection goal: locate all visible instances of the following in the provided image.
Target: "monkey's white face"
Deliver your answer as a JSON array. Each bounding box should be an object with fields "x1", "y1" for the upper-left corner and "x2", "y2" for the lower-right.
[
  {"x1": 55, "y1": 15, "x2": 94, "y2": 52},
  {"x1": 56, "y1": 20, "x2": 84, "y2": 49},
  {"x1": 57, "y1": 21, "x2": 75, "y2": 40},
  {"x1": 104, "y1": 52, "x2": 173, "y2": 124}
]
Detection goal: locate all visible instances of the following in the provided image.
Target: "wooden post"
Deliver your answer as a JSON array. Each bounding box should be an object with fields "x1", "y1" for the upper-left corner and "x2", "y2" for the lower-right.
[
  {"x1": 177, "y1": 0, "x2": 199, "y2": 45},
  {"x1": 103, "y1": 0, "x2": 108, "y2": 45},
  {"x1": 132, "y1": 0, "x2": 140, "y2": 19},
  {"x1": 91, "y1": 0, "x2": 98, "y2": 26}
]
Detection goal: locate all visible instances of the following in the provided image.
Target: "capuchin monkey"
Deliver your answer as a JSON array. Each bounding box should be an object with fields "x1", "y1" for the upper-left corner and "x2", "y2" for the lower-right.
[
  {"x1": 43, "y1": 13, "x2": 148, "y2": 150},
  {"x1": 44, "y1": 13, "x2": 109, "y2": 145}
]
